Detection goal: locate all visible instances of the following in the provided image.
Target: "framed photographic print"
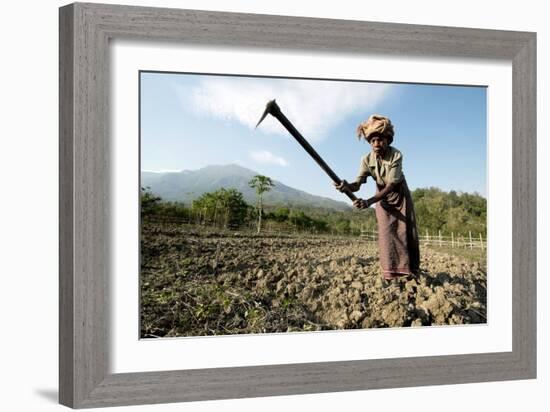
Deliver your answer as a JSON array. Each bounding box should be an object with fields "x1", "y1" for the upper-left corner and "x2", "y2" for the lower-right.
[{"x1": 59, "y1": 2, "x2": 536, "y2": 408}]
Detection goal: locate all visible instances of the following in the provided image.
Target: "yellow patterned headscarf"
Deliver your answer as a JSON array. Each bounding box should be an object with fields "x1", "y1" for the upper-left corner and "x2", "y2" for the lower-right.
[{"x1": 356, "y1": 114, "x2": 394, "y2": 144}]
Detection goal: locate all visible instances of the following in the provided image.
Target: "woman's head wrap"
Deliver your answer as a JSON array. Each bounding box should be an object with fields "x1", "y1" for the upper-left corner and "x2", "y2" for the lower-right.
[{"x1": 356, "y1": 114, "x2": 394, "y2": 144}]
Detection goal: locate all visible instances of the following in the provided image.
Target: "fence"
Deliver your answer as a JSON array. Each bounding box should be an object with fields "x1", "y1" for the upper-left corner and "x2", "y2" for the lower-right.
[
  {"x1": 360, "y1": 225, "x2": 486, "y2": 250},
  {"x1": 143, "y1": 215, "x2": 486, "y2": 248}
]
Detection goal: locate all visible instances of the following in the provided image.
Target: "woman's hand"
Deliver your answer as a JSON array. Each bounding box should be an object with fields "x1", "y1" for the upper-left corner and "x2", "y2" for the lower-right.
[
  {"x1": 334, "y1": 180, "x2": 360, "y2": 193},
  {"x1": 352, "y1": 198, "x2": 373, "y2": 209}
]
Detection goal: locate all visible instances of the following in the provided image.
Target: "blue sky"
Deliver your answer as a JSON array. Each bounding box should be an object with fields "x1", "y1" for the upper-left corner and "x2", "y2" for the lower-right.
[{"x1": 140, "y1": 72, "x2": 486, "y2": 203}]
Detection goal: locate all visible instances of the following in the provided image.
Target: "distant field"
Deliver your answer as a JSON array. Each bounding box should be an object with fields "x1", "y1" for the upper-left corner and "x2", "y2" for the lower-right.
[{"x1": 140, "y1": 222, "x2": 487, "y2": 338}]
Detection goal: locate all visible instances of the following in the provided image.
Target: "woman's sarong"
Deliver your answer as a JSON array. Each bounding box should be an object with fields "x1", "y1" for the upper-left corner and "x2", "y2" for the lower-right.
[{"x1": 375, "y1": 178, "x2": 420, "y2": 280}]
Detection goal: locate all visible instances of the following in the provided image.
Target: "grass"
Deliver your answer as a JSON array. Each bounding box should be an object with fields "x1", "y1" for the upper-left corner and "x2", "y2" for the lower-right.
[{"x1": 421, "y1": 244, "x2": 486, "y2": 264}]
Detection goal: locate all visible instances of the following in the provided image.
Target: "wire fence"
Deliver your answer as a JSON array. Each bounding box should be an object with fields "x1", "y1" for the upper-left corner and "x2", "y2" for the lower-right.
[
  {"x1": 359, "y1": 225, "x2": 485, "y2": 250},
  {"x1": 142, "y1": 215, "x2": 486, "y2": 249}
]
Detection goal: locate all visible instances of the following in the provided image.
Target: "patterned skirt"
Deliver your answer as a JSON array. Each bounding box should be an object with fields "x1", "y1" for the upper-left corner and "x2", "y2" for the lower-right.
[{"x1": 375, "y1": 178, "x2": 420, "y2": 280}]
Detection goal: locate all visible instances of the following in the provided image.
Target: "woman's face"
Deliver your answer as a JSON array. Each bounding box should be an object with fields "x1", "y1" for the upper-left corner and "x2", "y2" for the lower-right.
[{"x1": 369, "y1": 135, "x2": 388, "y2": 156}]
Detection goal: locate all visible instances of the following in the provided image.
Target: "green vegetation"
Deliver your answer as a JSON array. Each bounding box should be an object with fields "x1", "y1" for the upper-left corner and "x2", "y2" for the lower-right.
[
  {"x1": 140, "y1": 185, "x2": 486, "y2": 237},
  {"x1": 266, "y1": 208, "x2": 330, "y2": 233},
  {"x1": 412, "y1": 187, "x2": 486, "y2": 235},
  {"x1": 191, "y1": 188, "x2": 251, "y2": 228},
  {"x1": 248, "y1": 175, "x2": 275, "y2": 233},
  {"x1": 140, "y1": 186, "x2": 161, "y2": 214},
  {"x1": 141, "y1": 186, "x2": 190, "y2": 220}
]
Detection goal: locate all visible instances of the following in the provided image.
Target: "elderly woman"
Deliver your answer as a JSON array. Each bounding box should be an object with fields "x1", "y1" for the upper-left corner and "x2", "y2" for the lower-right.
[{"x1": 335, "y1": 115, "x2": 420, "y2": 281}]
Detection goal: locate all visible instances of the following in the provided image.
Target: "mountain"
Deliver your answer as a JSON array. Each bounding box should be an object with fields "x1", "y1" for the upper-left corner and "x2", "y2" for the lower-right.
[{"x1": 141, "y1": 164, "x2": 351, "y2": 211}]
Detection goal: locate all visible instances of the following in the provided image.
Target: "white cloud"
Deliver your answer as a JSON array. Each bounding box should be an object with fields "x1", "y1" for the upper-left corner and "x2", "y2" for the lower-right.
[
  {"x1": 249, "y1": 150, "x2": 288, "y2": 167},
  {"x1": 177, "y1": 77, "x2": 393, "y2": 142}
]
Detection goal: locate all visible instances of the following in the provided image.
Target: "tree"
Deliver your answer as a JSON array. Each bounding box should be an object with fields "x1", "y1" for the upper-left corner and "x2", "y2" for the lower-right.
[
  {"x1": 271, "y1": 207, "x2": 290, "y2": 222},
  {"x1": 192, "y1": 188, "x2": 249, "y2": 228},
  {"x1": 140, "y1": 187, "x2": 162, "y2": 216},
  {"x1": 248, "y1": 175, "x2": 275, "y2": 233},
  {"x1": 411, "y1": 187, "x2": 486, "y2": 235},
  {"x1": 333, "y1": 218, "x2": 351, "y2": 235}
]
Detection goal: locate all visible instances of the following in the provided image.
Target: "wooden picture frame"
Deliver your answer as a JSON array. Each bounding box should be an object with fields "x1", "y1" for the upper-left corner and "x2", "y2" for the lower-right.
[{"x1": 59, "y1": 2, "x2": 536, "y2": 408}]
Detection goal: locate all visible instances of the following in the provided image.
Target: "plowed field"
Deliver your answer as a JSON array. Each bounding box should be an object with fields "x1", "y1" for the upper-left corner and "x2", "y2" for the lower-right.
[{"x1": 140, "y1": 222, "x2": 487, "y2": 337}]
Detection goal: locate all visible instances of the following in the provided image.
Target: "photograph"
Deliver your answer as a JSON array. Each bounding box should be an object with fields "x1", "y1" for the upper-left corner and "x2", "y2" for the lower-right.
[{"x1": 139, "y1": 71, "x2": 488, "y2": 338}]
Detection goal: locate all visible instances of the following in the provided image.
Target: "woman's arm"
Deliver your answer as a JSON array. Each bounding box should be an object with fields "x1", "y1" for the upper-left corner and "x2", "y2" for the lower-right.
[
  {"x1": 352, "y1": 182, "x2": 396, "y2": 209},
  {"x1": 367, "y1": 182, "x2": 396, "y2": 205},
  {"x1": 334, "y1": 179, "x2": 362, "y2": 193}
]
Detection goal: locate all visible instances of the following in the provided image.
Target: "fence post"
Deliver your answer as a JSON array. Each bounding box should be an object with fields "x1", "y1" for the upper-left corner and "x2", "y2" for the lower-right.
[
  {"x1": 480, "y1": 233, "x2": 484, "y2": 250},
  {"x1": 469, "y1": 231, "x2": 473, "y2": 250},
  {"x1": 426, "y1": 229, "x2": 429, "y2": 245},
  {"x1": 451, "y1": 232, "x2": 454, "y2": 248},
  {"x1": 439, "y1": 230, "x2": 442, "y2": 247}
]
